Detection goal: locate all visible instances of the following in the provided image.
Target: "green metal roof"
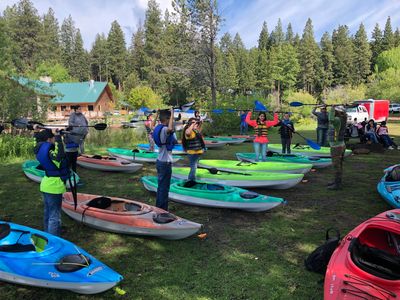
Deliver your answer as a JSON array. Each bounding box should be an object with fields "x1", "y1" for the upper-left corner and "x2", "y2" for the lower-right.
[{"x1": 51, "y1": 81, "x2": 108, "y2": 104}]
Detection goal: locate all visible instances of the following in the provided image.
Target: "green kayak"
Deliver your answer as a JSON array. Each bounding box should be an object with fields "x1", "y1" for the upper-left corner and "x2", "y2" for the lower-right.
[
  {"x1": 236, "y1": 152, "x2": 332, "y2": 169},
  {"x1": 267, "y1": 144, "x2": 352, "y2": 158},
  {"x1": 172, "y1": 167, "x2": 303, "y2": 189},
  {"x1": 22, "y1": 160, "x2": 80, "y2": 188},
  {"x1": 141, "y1": 176, "x2": 285, "y2": 212},
  {"x1": 198, "y1": 159, "x2": 312, "y2": 174},
  {"x1": 204, "y1": 137, "x2": 246, "y2": 144},
  {"x1": 107, "y1": 148, "x2": 182, "y2": 163}
]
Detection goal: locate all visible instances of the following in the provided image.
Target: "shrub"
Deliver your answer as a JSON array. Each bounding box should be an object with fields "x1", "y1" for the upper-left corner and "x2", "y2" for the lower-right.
[{"x1": 0, "y1": 134, "x2": 35, "y2": 160}]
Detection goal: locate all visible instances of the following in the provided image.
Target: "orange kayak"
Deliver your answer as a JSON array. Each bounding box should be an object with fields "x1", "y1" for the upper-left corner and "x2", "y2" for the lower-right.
[
  {"x1": 77, "y1": 155, "x2": 143, "y2": 173},
  {"x1": 62, "y1": 192, "x2": 201, "y2": 240}
]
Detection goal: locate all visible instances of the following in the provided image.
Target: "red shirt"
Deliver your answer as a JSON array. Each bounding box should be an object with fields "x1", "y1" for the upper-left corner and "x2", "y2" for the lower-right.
[{"x1": 245, "y1": 112, "x2": 279, "y2": 143}]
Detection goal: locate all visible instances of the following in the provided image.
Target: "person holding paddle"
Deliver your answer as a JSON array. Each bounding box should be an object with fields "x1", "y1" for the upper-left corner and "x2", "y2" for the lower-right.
[
  {"x1": 182, "y1": 118, "x2": 206, "y2": 181},
  {"x1": 312, "y1": 105, "x2": 329, "y2": 146},
  {"x1": 276, "y1": 112, "x2": 295, "y2": 154},
  {"x1": 33, "y1": 127, "x2": 69, "y2": 236},
  {"x1": 68, "y1": 105, "x2": 89, "y2": 154},
  {"x1": 246, "y1": 111, "x2": 279, "y2": 161},
  {"x1": 327, "y1": 105, "x2": 347, "y2": 190}
]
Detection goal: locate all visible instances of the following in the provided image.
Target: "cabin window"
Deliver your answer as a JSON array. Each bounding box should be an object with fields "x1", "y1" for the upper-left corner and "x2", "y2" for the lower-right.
[
  {"x1": 61, "y1": 106, "x2": 67, "y2": 111},
  {"x1": 88, "y1": 105, "x2": 94, "y2": 111}
]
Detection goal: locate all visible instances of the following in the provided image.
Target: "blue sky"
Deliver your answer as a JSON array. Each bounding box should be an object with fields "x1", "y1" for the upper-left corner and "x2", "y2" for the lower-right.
[{"x1": 1, "y1": 0, "x2": 400, "y2": 50}]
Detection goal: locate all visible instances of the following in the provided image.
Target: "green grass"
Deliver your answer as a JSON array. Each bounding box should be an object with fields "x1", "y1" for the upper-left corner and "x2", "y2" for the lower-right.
[{"x1": 1, "y1": 122, "x2": 400, "y2": 299}]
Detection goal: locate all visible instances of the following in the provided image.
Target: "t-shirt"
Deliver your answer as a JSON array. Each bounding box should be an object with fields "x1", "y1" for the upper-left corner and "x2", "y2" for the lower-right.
[{"x1": 157, "y1": 127, "x2": 174, "y2": 162}]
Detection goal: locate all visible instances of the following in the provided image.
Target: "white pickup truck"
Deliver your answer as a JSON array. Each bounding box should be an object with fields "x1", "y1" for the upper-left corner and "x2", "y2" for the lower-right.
[{"x1": 345, "y1": 105, "x2": 369, "y2": 124}]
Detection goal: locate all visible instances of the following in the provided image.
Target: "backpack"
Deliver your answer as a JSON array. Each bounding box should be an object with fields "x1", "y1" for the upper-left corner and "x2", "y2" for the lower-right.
[{"x1": 304, "y1": 228, "x2": 341, "y2": 274}]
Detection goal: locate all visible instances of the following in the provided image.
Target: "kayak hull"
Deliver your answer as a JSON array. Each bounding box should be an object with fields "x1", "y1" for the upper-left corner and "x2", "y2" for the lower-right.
[
  {"x1": 172, "y1": 167, "x2": 303, "y2": 189},
  {"x1": 77, "y1": 155, "x2": 143, "y2": 173},
  {"x1": 198, "y1": 159, "x2": 312, "y2": 174},
  {"x1": 324, "y1": 209, "x2": 400, "y2": 299},
  {"x1": 236, "y1": 152, "x2": 332, "y2": 169},
  {"x1": 62, "y1": 192, "x2": 201, "y2": 240},
  {"x1": 107, "y1": 148, "x2": 182, "y2": 163},
  {"x1": 0, "y1": 222, "x2": 122, "y2": 294},
  {"x1": 267, "y1": 144, "x2": 352, "y2": 158},
  {"x1": 137, "y1": 143, "x2": 186, "y2": 155},
  {"x1": 377, "y1": 167, "x2": 400, "y2": 208},
  {"x1": 141, "y1": 176, "x2": 285, "y2": 212}
]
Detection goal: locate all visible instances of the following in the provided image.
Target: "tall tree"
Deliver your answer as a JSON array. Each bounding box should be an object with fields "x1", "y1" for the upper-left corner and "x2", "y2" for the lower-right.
[
  {"x1": 269, "y1": 18, "x2": 285, "y2": 47},
  {"x1": 60, "y1": 15, "x2": 76, "y2": 74},
  {"x1": 258, "y1": 21, "x2": 269, "y2": 50},
  {"x1": 298, "y1": 18, "x2": 320, "y2": 93},
  {"x1": 39, "y1": 8, "x2": 61, "y2": 63},
  {"x1": 286, "y1": 23, "x2": 294, "y2": 44},
  {"x1": 319, "y1": 32, "x2": 334, "y2": 91},
  {"x1": 0, "y1": 18, "x2": 12, "y2": 73},
  {"x1": 394, "y1": 28, "x2": 400, "y2": 47},
  {"x1": 255, "y1": 48, "x2": 272, "y2": 95},
  {"x1": 353, "y1": 23, "x2": 372, "y2": 84},
  {"x1": 107, "y1": 20, "x2": 127, "y2": 89},
  {"x1": 382, "y1": 16, "x2": 394, "y2": 51},
  {"x1": 220, "y1": 32, "x2": 234, "y2": 54},
  {"x1": 370, "y1": 23, "x2": 383, "y2": 70},
  {"x1": 90, "y1": 33, "x2": 109, "y2": 81},
  {"x1": 188, "y1": 0, "x2": 221, "y2": 106},
  {"x1": 332, "y1": 25, "x2": 355, "y2": 85},
  {"x1": 128, "y1": 24, "x2": 146, "y2": 81},
  {"x1": 71, "y1": 29, "x2": 89, "y2": 81}
]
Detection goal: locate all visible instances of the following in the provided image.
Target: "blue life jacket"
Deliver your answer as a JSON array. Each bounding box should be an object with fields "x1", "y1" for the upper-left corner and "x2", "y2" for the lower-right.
[
  {"x1": 152, "y1": 124, "x2": 177, "y2": 151},
  {"x1": 36, "y1": 142, "x2": 70, "y2": 181}
]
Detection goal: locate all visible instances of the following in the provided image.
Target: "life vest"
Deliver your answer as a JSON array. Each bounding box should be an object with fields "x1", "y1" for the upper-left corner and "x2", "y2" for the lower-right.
[
  {"x1": 152, "y1": 124, "x2": 177, "y2": 151},
  {"x1": 183, "y1": 130, "x2": 205, "y2": 151},
  {"x1": 255, "y1": 123, "x2": 268, "y2": 137},
  {"x1": 36, "y1": 142, "x2": 70, "y2": 181},
  {"x1": 328, "y1": 114, "x2": 347, "y2": 143}
]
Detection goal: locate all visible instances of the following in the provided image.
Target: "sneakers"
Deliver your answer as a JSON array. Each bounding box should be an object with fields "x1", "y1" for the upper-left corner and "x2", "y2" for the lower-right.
[
  {"x1": 388, "y1": 146, "x2": 394, "y2": 150},
  {"x1": 397, "y1": 146, "x2": 400, "y2": 150}
]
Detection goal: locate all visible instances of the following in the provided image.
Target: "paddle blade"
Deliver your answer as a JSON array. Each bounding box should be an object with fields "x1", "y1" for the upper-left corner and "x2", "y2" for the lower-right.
[
  {"x1": 254, "y1": 100, "x2": 267, "y2": 112},
  {"x1": 93, "y1": 123, "x2": 107, "y2": 130},
  {"x1": 212, "y1": 109, "x2": 223, "y2": 114},
  {"x1": 305, "y1": 138, "x2": 321, "y2": 150},
  {"x1": 180, "y1": 101, "x2": 195, "y2": 112},
  {"x1": 289, "y1": 101, "x2": 304, "y2": 107},
  {"x1": 11, "y1": 118, "x2": 29, "y2": 129}
]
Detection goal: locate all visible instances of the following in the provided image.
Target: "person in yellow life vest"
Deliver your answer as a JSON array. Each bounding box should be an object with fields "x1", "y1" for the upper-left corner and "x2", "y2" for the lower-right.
[
  {"x1": 182, "y1": 118, "x2": 206, "y2": 181},
  {"x1": 246, "y1": 111, "x2": 279, "y2": 161},
  {"x1": 34, "y1": 128, "x2": 69, "y2": 236}
]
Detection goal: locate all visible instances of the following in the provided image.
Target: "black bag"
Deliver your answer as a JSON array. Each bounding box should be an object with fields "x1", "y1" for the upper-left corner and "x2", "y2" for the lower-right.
[{"x1": 305, "y1": 228, "x2": 341, "y2": 274}]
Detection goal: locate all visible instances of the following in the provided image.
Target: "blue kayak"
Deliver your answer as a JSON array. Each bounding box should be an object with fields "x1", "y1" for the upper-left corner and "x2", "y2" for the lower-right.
[
  {"x1": 0, "y1": 222, "x2": 123, "y2": 294},
  {"x1": 377, "y1": 164, "x2": 400, "y2": 208},
  {"x1": 137, "y1": 143, "x2": 187, "y2": 155}
]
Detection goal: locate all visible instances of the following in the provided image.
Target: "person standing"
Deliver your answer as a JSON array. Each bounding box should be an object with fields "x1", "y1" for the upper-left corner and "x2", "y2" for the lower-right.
[
  {"x1": 34, "y1": 128, "x2": 69, "y2": 236},
  {"x1": 277, "y1": 112, "x2": 295, "y2": 154},
  {"x1": 68, "y1": 105, "x2": 89, "y2": 154},
  {"x1": 239, "y1": 111, "x2": 248, "y2": 135},
  {"x1": 246, "y1": 111, "x2": 279, "y2": 161},
  {"x1": 327, "y1": 106, "x2": 347, "y2": 190},
  {"x1": 312, "y1": 105, "x2": 329, "y2": 147},
  {"x1": 152, "y1": 107, "x2": 176, "y2": 211},
  {"x1": 144, "y1": 113, "x2": 156, "y2": 152},
  {"x1": 182, "y1": 118, "x2": 205, "y2": 181}
]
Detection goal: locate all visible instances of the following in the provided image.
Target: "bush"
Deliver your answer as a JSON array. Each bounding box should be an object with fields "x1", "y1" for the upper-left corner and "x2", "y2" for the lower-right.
[
  {"x1": 202, "y1": 112, "x2": 241, "y2": 136},
  {"x1": 85, "y1": 127, "x2": 147, "y2": 150},
  {"x1": 0, "y1": 134, "x2": 35, "y2": 160}
]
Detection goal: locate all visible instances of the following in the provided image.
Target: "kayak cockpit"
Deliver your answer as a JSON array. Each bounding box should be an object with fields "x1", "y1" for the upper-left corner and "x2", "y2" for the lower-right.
[{"x1": 0, "y1": 223, "x2": 48, "y2": 253}]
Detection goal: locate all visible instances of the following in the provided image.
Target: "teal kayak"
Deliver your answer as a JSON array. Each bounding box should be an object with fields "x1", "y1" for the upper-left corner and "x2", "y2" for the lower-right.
[
  {"x1": 204, "y1": 137, "x2": 246, "y2": 144},
  {"x1": 107, "y1": 148, "x2": 182, "y2": 163},
  {"x1": 198, "y1": 159, "x2": 312, "y2": 174},
  {"x1": 267, "y1": 144, "x2": 352, "y2": 158},
  {"x1": 377, "y1": 164, "x2": 400, "y2": 208},
  {"x1": 172, "y1": 167, "x2": 303, "y2": 189},
  {"x1": 22, "y1": 160, "x2": 80, "y2": 188},
  {"x1": 141, "y1": 176, "x2": 286, "y2": 212},
  {"x1": 236, "y1": 152, "x2": 332, "y2": 169}
]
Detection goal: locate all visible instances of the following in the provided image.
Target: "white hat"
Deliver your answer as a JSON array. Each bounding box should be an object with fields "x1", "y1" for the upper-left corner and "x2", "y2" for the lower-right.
[{"x1": 334, "y1": 105, "x2": 346, "y2": 113}]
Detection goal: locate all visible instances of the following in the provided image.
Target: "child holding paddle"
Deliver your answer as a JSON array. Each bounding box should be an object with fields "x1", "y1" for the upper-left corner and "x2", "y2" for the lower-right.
[
  {"x1": 246, "y1": 111, "x2": 279, "y2": 161},
  {"x1": 277, "y1": 113, "x2": 295, "y2": 154},
  {"x1": 33, "y1": 128, "x2": 69, "y2": 236},
  {"x1": 182, "y1": 118, "x2": 206, "y2": 181}
]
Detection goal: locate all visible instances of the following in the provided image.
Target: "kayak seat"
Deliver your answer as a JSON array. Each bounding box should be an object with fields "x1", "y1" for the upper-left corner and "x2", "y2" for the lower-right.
[
  {"x1": 110, "y1": 201, "x2": 128, "y2": 212},
  {"x1": 350, "y1": 238, "x2": 400, "y2": 280},
  {"x1": 36, "y1": 164, "x2": 45, "y2": 171},
  {"x1": 153, "y1": 213, "x2": 176, "y2": 224},
  {"x1": 91, "y1": 155, "x2": 103, "y2": 160},
  {"x1": 0, "y1": 243, "x2": 36, "y2": 252},
  {"x1": 183, "y1": 180, "x2": 197, "y2": 188},
  {"x1": 240, "y1": 191, "x2": 260, "y2": 199},
  {"x1": 0, "y1": 223, "x2": 11, "y2": 240},
  {"x1": 87, "y1": 197, "x2": 112, "y2": 209}
]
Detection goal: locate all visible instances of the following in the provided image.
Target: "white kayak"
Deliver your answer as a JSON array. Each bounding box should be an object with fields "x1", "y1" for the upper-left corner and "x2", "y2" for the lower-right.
[{"x1": 77, "y1": 155, "x2": 143, "y2": 173}]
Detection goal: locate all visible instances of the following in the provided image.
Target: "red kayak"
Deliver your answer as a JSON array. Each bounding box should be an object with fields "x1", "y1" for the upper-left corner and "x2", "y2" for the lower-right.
[{"x1": 324, "y1": 209, "x2": 400, "y2": 299}]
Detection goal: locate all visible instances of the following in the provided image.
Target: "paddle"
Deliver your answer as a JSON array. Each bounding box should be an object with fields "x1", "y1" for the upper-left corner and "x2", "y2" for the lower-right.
[
  {"x1": 289, "y1": 101, "x2": 350, "y2": 108},
  {"x1": 199, "y1": 166, "x2": 252, "y2": 176},
  {"x1": 10, "y1": 118, "x2": 107, "y2": 131},
  {"x1": 278, "y1": 118, "x2": 321, "y2": 150}
]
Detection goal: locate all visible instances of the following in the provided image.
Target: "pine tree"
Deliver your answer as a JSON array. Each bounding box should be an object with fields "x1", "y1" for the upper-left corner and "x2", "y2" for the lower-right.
[
  {"x1": 220, "y1": 32, "x2": 233, "y2": 54},
  {"x1": 255, "y1": 48, "x2": 272, "y2": 95},
  {"x1": 270, "y1": 18, "x2": 285, "y2": 47},
  {"x1": 353, "y1": 23, "x2": 372, "y2": 84},
  {"x1": 128, "y1": 24, "x2": 146, "y2": 81},
  {"x1": 370, "y1": 23, "x2": 383, "y2": 70},
  {"x1": 71, "y1": 29, "x2": 89, "y2": 81},
  {"x1": 0, "y1": 16, "x2": 12, "y2": 73},
  {"x1": 320, "y1": 32, "x2": 334, "y2": 91},
  {"x1": 332, "y1": 25, "x2": 355, "y2": 85},
  {"x1": 60, "y1": 15, "x2": 76, "y2": 74},
  {"x1": 258, "y1": 21, "x2": 269, "y2": 50},
  {"x1": 382, "y1": 16, "x2": 394, "y2": 51},
  {"x1": 90, "y1": 33, "x2": 109, "y2": 81},
  {"x1": 394, "y1": 28, "x2": 400, "y2": 47},
  {"x1": 40, "y1": 8, "x2": 61, "y2": 63},
  {"x1": 298, "y1": 18, "x2": 320, "y2": 93},
  {"x1": 107, "y1": 20, "x2": 127, "y2": 90},
  {"x1": 286, "y1": 23, "x2": 294, "y2": 45}
]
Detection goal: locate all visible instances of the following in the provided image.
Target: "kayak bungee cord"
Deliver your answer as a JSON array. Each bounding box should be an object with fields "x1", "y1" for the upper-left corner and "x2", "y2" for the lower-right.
[{"x1": 344, "y1": 274, "x2": 396, "y2": 297}]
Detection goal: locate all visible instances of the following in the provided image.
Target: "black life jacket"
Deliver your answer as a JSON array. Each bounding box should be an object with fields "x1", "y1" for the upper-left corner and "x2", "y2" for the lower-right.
[
  {"x1": 36, "y1": 142, "x2": 70, "y2": 181},
  {"x1": 183, "y1": 130, "x2": 205, "y2": 151}
]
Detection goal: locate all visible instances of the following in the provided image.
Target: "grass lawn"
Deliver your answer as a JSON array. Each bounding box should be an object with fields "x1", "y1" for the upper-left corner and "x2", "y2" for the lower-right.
[{"x1": 0, "y1": 121, "x2": 400, "y2": 299}]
